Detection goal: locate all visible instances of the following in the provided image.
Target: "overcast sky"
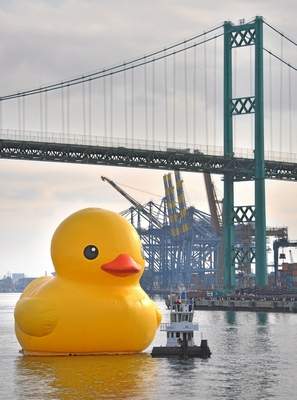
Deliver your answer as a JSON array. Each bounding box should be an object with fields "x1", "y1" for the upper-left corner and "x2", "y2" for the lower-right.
[{"x1": 1, "y1": 0, "x2": 297, "y2": 277}]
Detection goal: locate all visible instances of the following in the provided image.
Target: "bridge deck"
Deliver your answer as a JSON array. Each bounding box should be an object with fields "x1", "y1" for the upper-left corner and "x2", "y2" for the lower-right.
[{"x1": 1, "y1": 139, "x2": 297, "y2": 181}]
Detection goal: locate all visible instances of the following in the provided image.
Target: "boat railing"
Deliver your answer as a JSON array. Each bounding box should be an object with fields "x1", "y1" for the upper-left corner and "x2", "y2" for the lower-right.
[
  {"x1": 160, "y1": 322, "x2": 199, "y2": 332},
  {"x1": 170, "y1": 310, "x2": 194, "y2": 314}
]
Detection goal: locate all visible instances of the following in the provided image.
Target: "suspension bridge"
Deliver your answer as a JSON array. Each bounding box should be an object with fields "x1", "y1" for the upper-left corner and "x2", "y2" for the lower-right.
[{"x1": 1, "y1": 16, "x2": 297, "y2": 290}]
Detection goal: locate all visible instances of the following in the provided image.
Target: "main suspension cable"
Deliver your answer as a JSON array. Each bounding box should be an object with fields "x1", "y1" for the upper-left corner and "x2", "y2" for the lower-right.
[
  {"x1": 0, "y1": 31, "x2": 223, "y2": 101},
  {"x1": 264, "y1": 20, "x2": 297, "y2": 47},
  {"x1": 264, "y1": 48, "x2": 297, "y2": 72}
]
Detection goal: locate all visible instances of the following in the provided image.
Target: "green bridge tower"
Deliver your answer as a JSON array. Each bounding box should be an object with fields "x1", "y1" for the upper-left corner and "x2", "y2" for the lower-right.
[{"x1": 223, "y1": 16, "x2": 267, "y2": 289}]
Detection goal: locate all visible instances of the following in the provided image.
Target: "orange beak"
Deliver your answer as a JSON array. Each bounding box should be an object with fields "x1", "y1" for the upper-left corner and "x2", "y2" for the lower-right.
[{"x1": 101, "y1": 254, "x2": 141, "y2": 277}]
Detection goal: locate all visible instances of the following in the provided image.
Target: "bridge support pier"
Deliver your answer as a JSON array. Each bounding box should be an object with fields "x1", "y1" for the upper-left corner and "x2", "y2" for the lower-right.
[
  {"x1": 223, "y1": 16, "x2": 267, "y2": 290},
  {"x1": 254, "y1": 16, "x2": 267, "y2": 287},
  {"x1": 223, "y1": 21, "x2": 235, "y2": 289}
]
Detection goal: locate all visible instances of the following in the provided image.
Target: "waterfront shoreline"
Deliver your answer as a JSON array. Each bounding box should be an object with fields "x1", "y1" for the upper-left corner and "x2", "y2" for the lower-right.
[{"x1": 194, "y1": 299, "x2": 297, "y2": 313}]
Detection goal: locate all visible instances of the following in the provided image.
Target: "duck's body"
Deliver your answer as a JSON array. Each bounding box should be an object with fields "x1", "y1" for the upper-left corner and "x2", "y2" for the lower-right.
[
  {"x1": 15, "y1": 277, "x2": 160, "y2": 355},
  {"x1": 14, "y1": 208, "x2": 161, "y2": 355}
]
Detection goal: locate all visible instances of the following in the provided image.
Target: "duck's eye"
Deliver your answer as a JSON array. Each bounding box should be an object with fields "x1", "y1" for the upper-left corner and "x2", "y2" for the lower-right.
[{"x1": 83, "y1": 245, "x2": 99, "y2": 260}]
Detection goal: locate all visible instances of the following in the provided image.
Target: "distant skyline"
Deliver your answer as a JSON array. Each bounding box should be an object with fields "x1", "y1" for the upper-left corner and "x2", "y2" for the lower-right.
[{"x1": 1, "y1": 0, "x2": 297, "y2": 277}]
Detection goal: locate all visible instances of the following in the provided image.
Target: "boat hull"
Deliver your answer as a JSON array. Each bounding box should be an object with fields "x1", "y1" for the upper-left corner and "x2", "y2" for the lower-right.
[{"x1": 151, "y1": 340, "x2": 211, "y2": 358}]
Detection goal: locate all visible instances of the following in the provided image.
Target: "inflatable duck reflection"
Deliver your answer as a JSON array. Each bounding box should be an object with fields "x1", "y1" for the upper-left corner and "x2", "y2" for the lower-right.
[
  {"x1": 16, "y1": 353, "x2": 156, "y2": 399},
  {"x1": 14, "y1": 208, "x2": 161, "y2": 355}
]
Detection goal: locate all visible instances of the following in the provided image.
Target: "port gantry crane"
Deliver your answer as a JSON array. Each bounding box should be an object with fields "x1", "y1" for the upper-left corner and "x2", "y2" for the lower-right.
[
  {"x1": 101, "y1": 175, "x2": 171, "y2": 288},
  {"x1": 273, "y1": 238, "x2": 297, "y2": 286},
  {"x1": 101, "y1": 175, "x2": 220, "y2": 290},
  {"x1": 102, "y1": 174, "x2": 289, "y2": 290}
]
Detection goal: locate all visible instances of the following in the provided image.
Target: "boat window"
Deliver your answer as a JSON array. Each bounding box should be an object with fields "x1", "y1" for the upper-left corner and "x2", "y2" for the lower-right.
[{"x1": 176, "y1": 332, "x2": 180, "y2": 338}]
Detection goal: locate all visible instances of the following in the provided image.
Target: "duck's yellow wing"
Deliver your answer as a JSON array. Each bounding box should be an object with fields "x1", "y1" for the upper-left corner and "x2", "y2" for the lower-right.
[{"x1": 15, "y1": 277, "x2": 58, "y2": 337}]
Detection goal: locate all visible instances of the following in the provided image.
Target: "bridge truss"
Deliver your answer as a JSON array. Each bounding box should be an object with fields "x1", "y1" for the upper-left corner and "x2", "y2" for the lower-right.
[{"x1": 1, "y1": 139, "x2": 297, "y2": 181}]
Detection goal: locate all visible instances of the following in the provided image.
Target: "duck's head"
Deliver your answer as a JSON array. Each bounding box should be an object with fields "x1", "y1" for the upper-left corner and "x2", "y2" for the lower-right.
[{"x1": 51, "y1": 208, "x2": 145, "y2": 286}]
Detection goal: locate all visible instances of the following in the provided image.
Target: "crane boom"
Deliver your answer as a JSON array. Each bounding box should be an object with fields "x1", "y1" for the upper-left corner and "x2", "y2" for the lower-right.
[
  {"x1": 194, "y1": 148, "x2": 222, "y2": 233},
  {"x1": 101, "y1": 176, "x2": 162, "y2": 228},
  {"x1": 202, "y1": 172, "x2": 223, "y2": 289},
  {"x1": 203, "y1": 173, "x2": 221, "y2": 233},
  {"x1": 174, "y1": 171, "x2": 190, "y2": 236}
]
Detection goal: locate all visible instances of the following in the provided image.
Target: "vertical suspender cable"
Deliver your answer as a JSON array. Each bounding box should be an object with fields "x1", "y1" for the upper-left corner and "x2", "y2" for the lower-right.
[
  {"x1": 173, "y1": 52, "x2": 176, "y2": 145},
  {"x1": 131, "y1": 67, "x2": 134, "y2": 145},
  {"x1": 22, "y1": 96, "x2": 25, "y2": 133},
  {"x1": 61, "y1": 86, "x2": 65, "y2": 137},
  {"x1": 269, "y1": 52, "x2": 273, "y2": 153},
  {"x1": 124, "y1": 65, "x2": 128, "y2": 145},
  {"x1": 103, "y1": 76, "x2": 107, "y2": 142},
  {"x1": 40, "y1": 91, "x2": 43, "y2": 133},
  {"x1": 164, "y1": 51, "x2": 169, "y2": 147},
  {"x1": 192, "y1": 43, "x2": 197, "y2": 148},
  {"x1": 250, "y1": 45, "x2": 253, "y2": 148},
  {"x1": 66, "y1": 85, "x2": 70, "y2": 138},
  {"x1": 213, "y1": 37, "x2": 217, "y2": 148},
  {"x1": 18, "y1": 96, "x2": 21, "y2": 132},
  {"x1": 0, "y1": 100, "x2": 2, "y2": 133},
  {"x1": 184, "y1": 42, "x2": 189, "y2": 147},
  {"x1": 45, "y1": 91, "x2": 48, "y2": 134},
  {"x1": 203, "y1": 33, "x2": 208, "y2": 152},
  {"x1": 292, "y1": 67, "x2": 297, "y2": 154},
  {"x1": 110, "y1": 74, "x2": 113, "y2": 141},
  {"x1": 144, "y1": 62, "x2": 148, "y2": 147},
  {"x1": 152, "y1": 60, "x2": 155, "y2": 148},
  {"x1": 89, "y1": 79, "x2": 92, "y2": 140},
  {"x1": 82, "y1": 79, "x2": 86, "y2": 137},
  {"x1": 279, "y1": 36, "x2": 283, "y2": 153},
  {"x1": 289, "y1": 67, "x2": 292, "y2": 154}
]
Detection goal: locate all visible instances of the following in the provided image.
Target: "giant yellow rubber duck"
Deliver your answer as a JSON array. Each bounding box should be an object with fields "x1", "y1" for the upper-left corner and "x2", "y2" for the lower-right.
[{"x1": 14, "y1": 208, "x2": 161, "y2": 355}]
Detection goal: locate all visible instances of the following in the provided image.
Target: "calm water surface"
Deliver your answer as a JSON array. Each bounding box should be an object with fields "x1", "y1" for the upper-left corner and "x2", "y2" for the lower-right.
[{"x1": 1, "y1": 293, "x2": 297, "y2": 399}]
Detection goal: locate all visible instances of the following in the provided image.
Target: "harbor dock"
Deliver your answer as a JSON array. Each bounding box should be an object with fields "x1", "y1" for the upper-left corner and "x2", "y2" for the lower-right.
[{"x1": 194, "y1": 298, "x2": 297, "y2": 313}]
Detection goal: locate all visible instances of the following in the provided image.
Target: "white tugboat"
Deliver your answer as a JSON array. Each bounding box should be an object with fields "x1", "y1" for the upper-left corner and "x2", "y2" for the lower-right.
[{"x1": 151, "y1": 293, "x2": 211, "y2": 358}]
